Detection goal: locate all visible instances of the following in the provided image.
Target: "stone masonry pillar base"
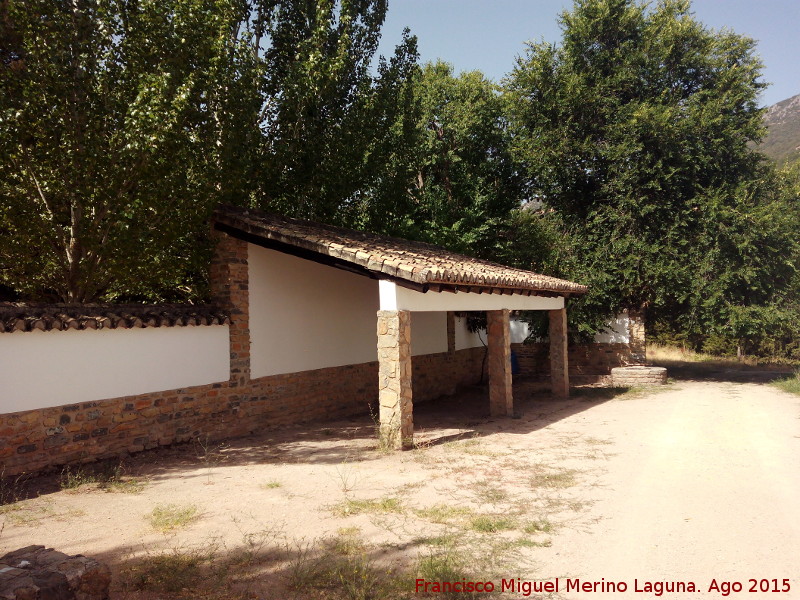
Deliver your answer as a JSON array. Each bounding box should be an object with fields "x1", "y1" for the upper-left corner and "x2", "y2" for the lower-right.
[{"x1": 377, "y1": 310, "x2": 413, "y2": 449}]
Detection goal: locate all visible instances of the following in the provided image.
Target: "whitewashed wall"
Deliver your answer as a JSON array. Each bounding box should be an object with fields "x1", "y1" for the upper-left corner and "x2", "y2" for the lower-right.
[
  {"x1": 453, "y1": 315, "x2": 529, "y2": 350},
  {"x1": 249, "y1": 245, "x2": 380, "y2": 377},
  {"x1": 594, "y1": 313, "x2": 631, "y2": 343},
  {"x1": 510, "y1": 319, "x2": 530, "y2": 344},
  {"x1": 454, "y1": 315, "x2": 484, "y2": 350},
  {"x1": 249, "y1": 246, "x2": 466, "y2": 377},
  {"x1": 0, "y1": 325, "x2": 230, "y2": 413},
  {"x1": 410, "y1": 312, "x2": 447, "y2": 355},
  {"x1": 497, "y1": 315, "x2": 631, "y2": 345}
]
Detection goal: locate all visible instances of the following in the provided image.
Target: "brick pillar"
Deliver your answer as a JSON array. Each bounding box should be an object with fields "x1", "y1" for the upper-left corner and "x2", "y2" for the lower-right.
[
  {"x1": 209, "y1": 231, "x2": 250, "y2": 386},
  {"x1": 627, "y1": 309, "x2": 646, "y2": 364},
  {"x1": 377, "y1": 310, "x2": 413, "y2": 449},
  {"x1": 549, "y1": 308, "x2": 569, "y2": 397},
  {"x1": 446, "y1": 311, "x2": 456, "y2": 354},
  {"x1": 487, "y1": 309, "x2": 513, "y2": 417}
]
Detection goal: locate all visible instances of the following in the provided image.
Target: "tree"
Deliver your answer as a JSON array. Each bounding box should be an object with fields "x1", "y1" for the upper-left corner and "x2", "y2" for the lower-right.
[
  {"x1": 0, "y1": 0, "x2": 262, "y2": 302},
  {"x1": 0, "y1": 0, "x2": 419, "y2": 302},
  {"x1": 506, "y1": 0, "x2": 796, "y2": 342},
  {"x1": 256, "y1": 0, "x2": 420, "y2": 226},
  {"x1": 376, "y1": 61, "x2": 537, "y2": 264}
]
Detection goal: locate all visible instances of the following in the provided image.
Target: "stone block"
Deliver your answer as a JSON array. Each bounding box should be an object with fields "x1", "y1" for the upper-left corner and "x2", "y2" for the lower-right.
[{"x1": 0, "y1": 545, "x2": 111, "y2": 600}]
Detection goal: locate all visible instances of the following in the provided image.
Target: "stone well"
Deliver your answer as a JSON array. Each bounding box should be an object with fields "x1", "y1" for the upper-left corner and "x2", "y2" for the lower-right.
[{"x1": 610, "y1": 365, "x2": 668, "y2": 387}]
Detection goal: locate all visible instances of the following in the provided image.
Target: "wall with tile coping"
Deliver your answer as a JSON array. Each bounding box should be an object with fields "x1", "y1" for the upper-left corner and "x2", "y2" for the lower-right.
[
  {"x1": 0, "y1": 325, "x2": 230, "y2": 413},
  {"x1": 0, "y1": 345, "x2": 485, "y2": 476}
]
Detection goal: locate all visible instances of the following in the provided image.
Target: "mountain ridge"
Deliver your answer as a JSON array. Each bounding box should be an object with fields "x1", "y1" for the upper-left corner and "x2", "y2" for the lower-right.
[{"x1": 760, "y1": 93, "x2": 800, "y2": 165}]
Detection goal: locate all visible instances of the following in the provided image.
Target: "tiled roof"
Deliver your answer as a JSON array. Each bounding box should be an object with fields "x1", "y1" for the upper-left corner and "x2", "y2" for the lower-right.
[
  {"x1": 0, "y1": 303, "x2": 230, "y2": 333},
  {"x1": 213, "y1": 205, "x2": 587, "y2": 296}
]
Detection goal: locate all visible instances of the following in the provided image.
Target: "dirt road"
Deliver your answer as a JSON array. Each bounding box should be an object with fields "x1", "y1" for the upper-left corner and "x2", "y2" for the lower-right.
[{"x1": 539, "y1": 380, "x2": 800, "y2": 600}]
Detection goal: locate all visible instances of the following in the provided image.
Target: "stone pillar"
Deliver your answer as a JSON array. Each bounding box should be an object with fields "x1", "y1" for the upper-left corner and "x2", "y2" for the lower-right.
[
  {"x1": 377, "y1": 310, "x2": 413, "y2": 449},
  {"x1": 549, "y1": 308, "x2": 569, "y2": 397},
  {"x1": 627, "y1": 309, "x2": 646, "y2": 364},
  {"x1": 487, "y1": 309, "x2": 513, "y2": 417},
  {"x1": 210, "y1": 231, "x2": 250, "y2": 386},
  {"x1": 446, "y1": 311, "x2": 456, "y2": 354}
]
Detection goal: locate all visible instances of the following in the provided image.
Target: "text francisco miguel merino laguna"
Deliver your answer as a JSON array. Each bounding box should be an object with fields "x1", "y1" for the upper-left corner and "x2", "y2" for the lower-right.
[{"x1": 416, "y1": 577, "x2": 712, "y2": 596}]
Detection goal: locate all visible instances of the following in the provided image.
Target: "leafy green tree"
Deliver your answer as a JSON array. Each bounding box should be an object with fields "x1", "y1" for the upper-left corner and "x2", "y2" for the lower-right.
[
  {"x1": 382, "y1": 61, "x2": 534, "y2": 263},
  {"x1": 0, "y1": 0, "x2": 419, "y2": 302},
  {"x1": 257, "y1": 0, "x2": 420, "y2": 226},
  {"x1": 0, "y1": 0, "x2": 261, "y2": 302},
  {"x1": 506, "y1": 0, "x2": 796, "y2": 343},
  {"x1": 679, "y1": 166, "x2": 800, "y2": 356}
]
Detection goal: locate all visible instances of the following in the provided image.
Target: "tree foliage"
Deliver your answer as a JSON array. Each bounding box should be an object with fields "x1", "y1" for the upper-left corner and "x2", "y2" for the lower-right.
[
  {"x1": 0, "y1": 0, "x2": 262, "y2": 301},
  {"x1": 506, "y1": 0, "x2": 799, "y2": 348},
  {"x1": 2, "y1": 0, "x2": 797, "y2": 363},
  {"x1": 0, "y1": 0, "x2": 419, "y2": 302},
  {"x1": 376, "y1": 61, "x2": 555, "y2": 270},
  {"x1": 257, "y1": 0, "x2": 419, "y2": 225}
]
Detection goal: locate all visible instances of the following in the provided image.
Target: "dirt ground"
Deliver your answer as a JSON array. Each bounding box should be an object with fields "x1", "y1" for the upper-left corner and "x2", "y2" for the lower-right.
[{"x1": 2, "y1": 369, "x2": 799, "y2": 600}]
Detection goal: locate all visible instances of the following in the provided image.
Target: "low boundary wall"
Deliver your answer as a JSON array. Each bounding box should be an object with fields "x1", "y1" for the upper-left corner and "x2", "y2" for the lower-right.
[
  {"x1": 513, "y1": 342, "x2": 632, "y2": 385},
  {"x1": 0, "y1": 343, "x2": 485, "y2": 476}
]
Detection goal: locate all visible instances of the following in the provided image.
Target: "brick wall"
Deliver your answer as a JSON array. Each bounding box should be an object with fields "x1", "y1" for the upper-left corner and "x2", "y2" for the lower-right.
[
  {"x1": 0, "y1": 340, "x2": 624, "y2": 477},
  {"x1": 513, "y1": 342, "x2": 632, "y2": 385},
  {"x1": 0, "y1": 347, "x2": 485, "y2": 476},
  {"x1": 412, "y1": 346, "x2": 485, "y2": 401},
  {"x1": 0, "y1": 226, "x2": 629, "y2": 476},
  {"x1": 0, "y1": 230, "x2": 492, "y2": 477}
]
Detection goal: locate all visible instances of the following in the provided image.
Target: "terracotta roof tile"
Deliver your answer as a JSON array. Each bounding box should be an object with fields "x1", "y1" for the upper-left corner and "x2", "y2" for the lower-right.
[
  {"x1": 0, "y1": 303, "x2": 230, "y2": 334},
  {"x1": 213, "y1": 205, "x2": 587, "y2": 296}
]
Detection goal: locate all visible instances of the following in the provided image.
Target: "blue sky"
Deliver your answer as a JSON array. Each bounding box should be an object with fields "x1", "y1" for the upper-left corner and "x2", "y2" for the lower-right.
[{"x1": 378, "y1": 0, "x2": 800, "y2": 107}]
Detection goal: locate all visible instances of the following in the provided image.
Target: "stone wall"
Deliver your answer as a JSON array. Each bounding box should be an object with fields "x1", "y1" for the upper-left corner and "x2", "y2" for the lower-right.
[
  {"x1": 0, "y1": 545, "x2": 110, "y2": 600},
  {"x1": 0, "y1": 227, "x2": 629, "y2": 476},
  {"x1": 0, "y1": 229, "x2": 490, "y2": 476}
]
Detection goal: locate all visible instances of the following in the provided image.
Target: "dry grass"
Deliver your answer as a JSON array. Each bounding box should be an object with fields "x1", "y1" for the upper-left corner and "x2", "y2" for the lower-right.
[
  {"x1": 414, "y1": 504, "x2": 473, "y2": 525},
  {"x1": 529, "y1": 467, "x2": 578, "y2": 489},
  {"x1": 468, "y1": 514, "x2": 516, "y2": 533},
  {"x1": 648, "y1": 344, "x2": 797, "y2": 369},
  {"x1": 649, "y1": 344, "x2": 798, "y2": 385},
  {"x1": 523, "y1": 518, "x2": 555, "y2": 534},
  {"x1": 146, "y1": 503, "x2": 199, "y2": 532},
  {"x1": 471, "y1": 479, "x2": 510, "y2": 505},
  {"x1": 122, "y1": 545, "x2": 216, "y2": 594},
  {"x1": 60, "y1": 462, "x2": 145, "y2": 494},
  {"x1": 286, "y1": 530, "x2": 407, "y2": 600},
  {"x1": 0, "y1": 499, "x2": 85, "y2": 526},
  {"x1": 332, "y1": 496, "x2": 404, "y2": 517}
]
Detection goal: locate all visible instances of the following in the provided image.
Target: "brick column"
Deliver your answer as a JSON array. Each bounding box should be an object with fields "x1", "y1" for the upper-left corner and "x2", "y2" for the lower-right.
[
  {"x1": 209, "y1": 231, "x2": 250, "y2": 386},
  {"x1": 627, "y1": 309, "x2": 646, "y2": 364},
  {"x1": 549, "y1": 308, "x2": 569, "y2": 397},
  {"x1": 377, "y1": 310, "x2": 413, "y2": 449},
  {"x1": 487, "y1": 309, "x2": 513, "y2": 417}
]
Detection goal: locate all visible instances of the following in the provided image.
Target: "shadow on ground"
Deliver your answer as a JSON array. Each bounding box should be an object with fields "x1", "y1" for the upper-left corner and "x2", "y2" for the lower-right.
[{"x1": 4, "y1": 378, "x2": 627, "y2": 502}]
